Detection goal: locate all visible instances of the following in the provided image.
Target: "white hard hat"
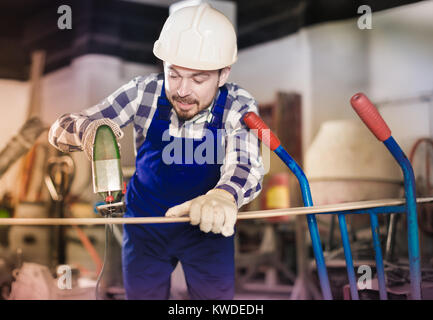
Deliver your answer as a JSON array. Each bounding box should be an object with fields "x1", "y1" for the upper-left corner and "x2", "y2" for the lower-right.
[{"x1": 153, "y1": 3, "x2": 238, "y2": 70}]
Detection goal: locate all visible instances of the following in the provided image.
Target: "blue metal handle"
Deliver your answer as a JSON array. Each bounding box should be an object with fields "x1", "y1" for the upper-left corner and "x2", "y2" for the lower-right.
[
  {"x1": 274, "y1": 146, "x2": 333, "y2": 300},
  {"x1": 384, "y1": 137, "x2": 421, "y2": 300},
  {"x1": 370, "y1": 212, "x2": 388, "y2": 300},
  {"x1": 338, "y1": 213, "x2": 359, "y2": 300}
]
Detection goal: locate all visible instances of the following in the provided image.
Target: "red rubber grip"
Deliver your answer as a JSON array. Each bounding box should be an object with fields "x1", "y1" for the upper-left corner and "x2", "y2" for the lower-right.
[
  {"x1": 350, "y1": 93, "x2": 391, "y2": 142},
  {"x1": 243, "y1": 112, "x2": 281, "y2": 151}
]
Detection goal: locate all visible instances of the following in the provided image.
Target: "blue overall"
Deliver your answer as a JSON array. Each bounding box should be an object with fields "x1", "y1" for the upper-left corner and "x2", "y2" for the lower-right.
[{"x1": 122, "y1": 82, "x2": 235, "y2": 300}]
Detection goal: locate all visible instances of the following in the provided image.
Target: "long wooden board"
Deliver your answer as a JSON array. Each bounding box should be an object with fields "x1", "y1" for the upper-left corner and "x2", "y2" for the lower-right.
[{"x1": 0, "y1": 197, "x2": 432, "y2": 226}]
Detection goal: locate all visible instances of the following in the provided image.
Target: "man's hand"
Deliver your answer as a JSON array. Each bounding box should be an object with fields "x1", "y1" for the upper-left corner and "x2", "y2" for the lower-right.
[
  {"x1": 165, "y1": 189, "x2": 238, "y2": 237},
  {"x1": 82, "y1": 119, "x2": 124, "y2": 160}
]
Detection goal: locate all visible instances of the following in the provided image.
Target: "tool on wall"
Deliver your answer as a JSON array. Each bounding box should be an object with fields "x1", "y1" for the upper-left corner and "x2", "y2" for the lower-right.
[
  {"x1": 45, "y1": 155, "x2": 75, "y2": 267},
  {"x1": 0, "y1": 118, "x2": 46, "y2": 181}
]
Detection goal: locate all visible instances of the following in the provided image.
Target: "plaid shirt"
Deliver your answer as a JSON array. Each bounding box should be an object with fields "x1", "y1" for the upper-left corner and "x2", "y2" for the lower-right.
[{"x1": 49, "y1": 73, "x2": 264, "y2": 208}]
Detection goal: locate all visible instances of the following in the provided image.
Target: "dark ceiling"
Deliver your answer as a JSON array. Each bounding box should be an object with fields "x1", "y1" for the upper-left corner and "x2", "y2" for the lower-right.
[{"x1": 0, "y1": 0, "x2": 425, "y2": 80}]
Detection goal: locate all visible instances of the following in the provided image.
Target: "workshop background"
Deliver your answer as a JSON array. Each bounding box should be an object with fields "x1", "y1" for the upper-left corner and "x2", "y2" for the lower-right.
[{"x1": 0, "y1": 0, "x2": 432, "y2": 300}]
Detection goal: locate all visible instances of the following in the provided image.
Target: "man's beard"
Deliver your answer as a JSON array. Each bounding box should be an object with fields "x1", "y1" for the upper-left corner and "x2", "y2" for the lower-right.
[
  {"x1": 168, "y1": 85, "x2": 219, "y2": 121},
  {"x1": 170, "y1": 95, "x2": 199, "y2": 121}
]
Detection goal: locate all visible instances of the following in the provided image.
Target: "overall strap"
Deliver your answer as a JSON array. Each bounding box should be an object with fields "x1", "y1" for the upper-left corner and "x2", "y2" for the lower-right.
[
  {"x1": 207, "y1": 85, "x2": 228, "y2": 130},
  {"x1": 157, "y1": 81, "x2": 172, "y2": 121}
]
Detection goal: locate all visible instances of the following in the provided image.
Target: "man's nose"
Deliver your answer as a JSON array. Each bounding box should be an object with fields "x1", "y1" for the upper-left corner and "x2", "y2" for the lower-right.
[{"x1": 177, "y1": 78, "x2": 192, "y2": 97}]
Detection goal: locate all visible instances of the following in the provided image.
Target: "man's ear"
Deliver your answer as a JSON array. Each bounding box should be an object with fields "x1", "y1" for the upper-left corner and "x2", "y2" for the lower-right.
[{"x1": 218, "y1": 67, "x2": 231, "y2": 87}]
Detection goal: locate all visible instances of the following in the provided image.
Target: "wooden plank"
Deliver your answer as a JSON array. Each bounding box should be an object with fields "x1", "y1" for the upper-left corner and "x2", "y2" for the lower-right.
[
  {"x1": 0, "y1": 197, "x2": 432, "y2": 226},
  {"x1": 27, "y1": 50, "x2": 45, "y2": 119}
]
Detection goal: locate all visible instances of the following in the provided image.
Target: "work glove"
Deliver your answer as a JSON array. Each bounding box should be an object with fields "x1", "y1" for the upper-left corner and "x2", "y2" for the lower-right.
[
  {"x1": 82, "y1": 118, "x2": 124, "y2": 160},
  {"x1": 165, "y1": 188, "x2": 238, "y2": 237}
]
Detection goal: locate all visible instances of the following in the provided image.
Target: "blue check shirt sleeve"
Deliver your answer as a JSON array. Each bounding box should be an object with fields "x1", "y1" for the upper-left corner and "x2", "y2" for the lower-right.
[
  {"x1": 215, "y1": 84, "x2": 265, "y2": 209},
  {"x1": 48, "y1": 76, "x2": 147, "y2": 152}
]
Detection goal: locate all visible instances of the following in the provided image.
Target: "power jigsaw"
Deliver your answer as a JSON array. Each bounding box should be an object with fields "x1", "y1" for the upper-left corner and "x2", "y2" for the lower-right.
[{"x1": 92, "y1": 125, "x2": 126, "y2": 217}]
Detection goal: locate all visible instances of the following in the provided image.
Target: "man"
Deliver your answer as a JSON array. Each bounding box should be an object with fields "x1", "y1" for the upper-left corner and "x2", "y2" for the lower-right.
[{"x1": 49, "y1": 3, "x2": 264, "y2": 300}]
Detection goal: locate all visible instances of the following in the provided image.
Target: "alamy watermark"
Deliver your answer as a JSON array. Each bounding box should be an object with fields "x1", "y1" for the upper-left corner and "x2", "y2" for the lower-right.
[
  {"x1": 58, "y1": 5, "x2": 72, "y2": 30},
  {"x1": 160, "y1": 128, "x2": 271, "y2": 174},
  {"x1": 358, "y1": 5, "x2": 372, "y2": 30},
  {"x1": 357, "y1": 265, "x2": 372, "y2": 290},
  {"x1": 57, "y1": 264, "x2": 72, "y2": 290}
]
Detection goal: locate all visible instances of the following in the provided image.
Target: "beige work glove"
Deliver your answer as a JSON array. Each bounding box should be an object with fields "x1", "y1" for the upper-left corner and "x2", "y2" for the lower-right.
[
  {"x1": 165, "y1": 189, "x2": 238, "y2": 237},
  {"x1": 82, "y1": 118, "x2": 124, "y2": 160}
]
